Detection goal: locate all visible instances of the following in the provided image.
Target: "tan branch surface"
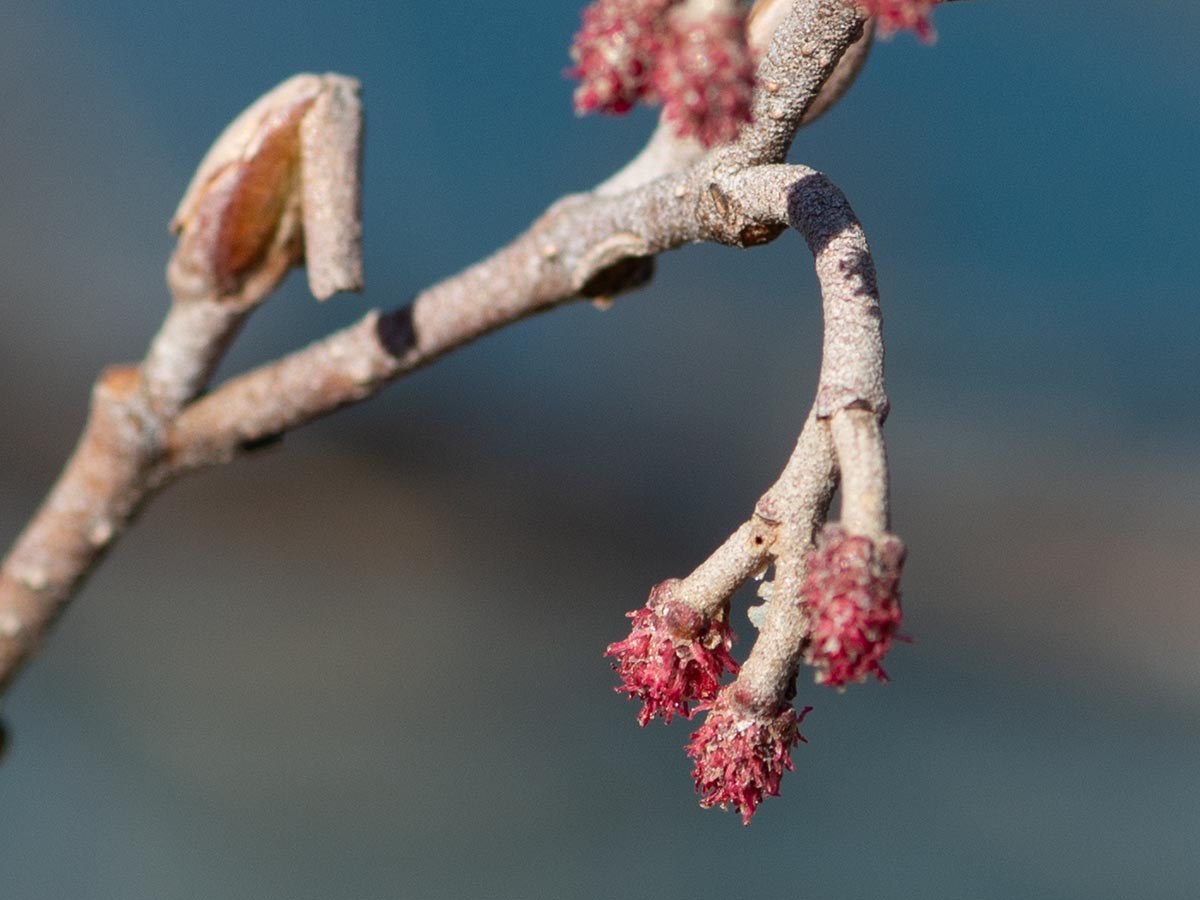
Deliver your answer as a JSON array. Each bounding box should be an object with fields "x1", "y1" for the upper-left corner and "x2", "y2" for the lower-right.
[
  {"x1": 664, "y1": 163, "x2": 892, "y2": 710},
  {"x1": 0, "y1": 0, "x2": 879, "y2": 694}
]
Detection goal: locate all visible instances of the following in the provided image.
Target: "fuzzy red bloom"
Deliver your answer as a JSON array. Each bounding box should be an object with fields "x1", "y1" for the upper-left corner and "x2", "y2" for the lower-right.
[
  {"x1": 568, "y1": 0, "x2": 675, "y2": 115},
  {"x1": 687, "y1": 689, "x2": 809, "y2": 825},
  {"x1": 653, "y1": 7, "x2": 755, "y2": 147},
  {"x1": 800, "y1": 524, "x2": 905, "y2": 688},
  {"x1": 854, "y1": 0, "x2": 939, "y2": 42},
  {"x1": 605, "y1": 579, "x2": 739, "y2": 725},
  {"x1": 568, "y1": 0, "x2": 754, "y2": 147}
]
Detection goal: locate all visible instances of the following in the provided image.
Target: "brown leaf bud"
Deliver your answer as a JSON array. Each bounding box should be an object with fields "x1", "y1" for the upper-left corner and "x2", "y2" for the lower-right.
[{"x1": 168, "y1": 73, "x2": 363, "y2": 305}]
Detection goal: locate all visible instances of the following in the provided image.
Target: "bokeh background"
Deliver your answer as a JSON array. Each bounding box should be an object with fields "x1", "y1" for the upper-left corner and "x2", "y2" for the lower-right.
[{"x1": 2, "y1": 1, "x2": 1197, "y2": 898}]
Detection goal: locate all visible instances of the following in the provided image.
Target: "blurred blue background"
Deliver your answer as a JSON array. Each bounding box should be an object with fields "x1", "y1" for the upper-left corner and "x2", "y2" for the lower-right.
[{"x1": 2, "y1": 1, "x2": 1198, "y2": 898}]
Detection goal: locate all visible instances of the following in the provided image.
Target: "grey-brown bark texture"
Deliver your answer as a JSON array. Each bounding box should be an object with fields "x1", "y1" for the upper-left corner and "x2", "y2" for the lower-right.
[{"x1": 0, "y1": 0, "x2": 900, "y2": 704}]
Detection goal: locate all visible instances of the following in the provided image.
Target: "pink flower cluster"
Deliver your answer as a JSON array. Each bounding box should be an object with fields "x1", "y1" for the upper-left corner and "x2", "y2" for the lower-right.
[
  {"x1": 856, "y1": 0, "x2": 940, "y2": 42},
  {"x1": 605, "y1": 579, "x2": 739, "y2": 725},
  {"x1": 569, "y1": 0, "x2": 671, "y2": 116},
  {"x1": 568, "y1": 0, "x2": 755, "y2": 146},
  {"x1": 800, "y1": 524, "x2": 905, "y2": 688},
  {"x1": 654, "y1": 10, "x2": 756, "y2": 147},
  {"x1": 687, "y1": 689, "x2": 810, "y2": 825}
]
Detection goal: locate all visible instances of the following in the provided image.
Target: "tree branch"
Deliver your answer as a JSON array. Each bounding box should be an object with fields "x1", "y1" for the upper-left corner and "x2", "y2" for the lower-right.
[
  {"x1": 647, "y1": 164, "x2": 890, "y2": 711},
  {"x1": 0, "y1": 0, "x2": 874, "y2": 702}
]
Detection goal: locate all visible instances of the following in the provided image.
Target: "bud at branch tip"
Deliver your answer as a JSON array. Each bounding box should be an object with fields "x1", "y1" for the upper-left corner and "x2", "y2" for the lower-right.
[{"x1": 169, "y1": 73, "x2": 363, "y2": 305}]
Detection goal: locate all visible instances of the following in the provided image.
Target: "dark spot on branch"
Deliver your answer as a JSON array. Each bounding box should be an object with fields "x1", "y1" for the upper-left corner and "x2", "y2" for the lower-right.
[
  {"x1": 736, "y1": 221, "x2": 787, "y2": 248},
  {"x1": 240, "y1": 432, "x2": 284, "y2": 454},
  {"x1": 578, "y1": 255, "x2": 655, "y2": 300},
  {"x1": 783, "y1": 678, "x2": 797, "y2": 704},
  {"x1": 376, "y1": 306, "x2": 416, "y2": 358}
]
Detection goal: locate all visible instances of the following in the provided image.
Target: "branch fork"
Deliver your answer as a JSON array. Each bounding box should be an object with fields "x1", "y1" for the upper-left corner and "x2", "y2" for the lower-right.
[
  {"x1": 0, "y1": 73, "x2": 363, "y2": 690},
  {"x1": 0, "y1": 0, "x2": 960, "y2": 825}
]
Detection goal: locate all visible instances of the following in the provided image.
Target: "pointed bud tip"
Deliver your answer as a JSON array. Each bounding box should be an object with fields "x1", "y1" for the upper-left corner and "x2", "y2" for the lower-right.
[{"x1": 169, "y1": 73, "x2": 363, "y2": 305}]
